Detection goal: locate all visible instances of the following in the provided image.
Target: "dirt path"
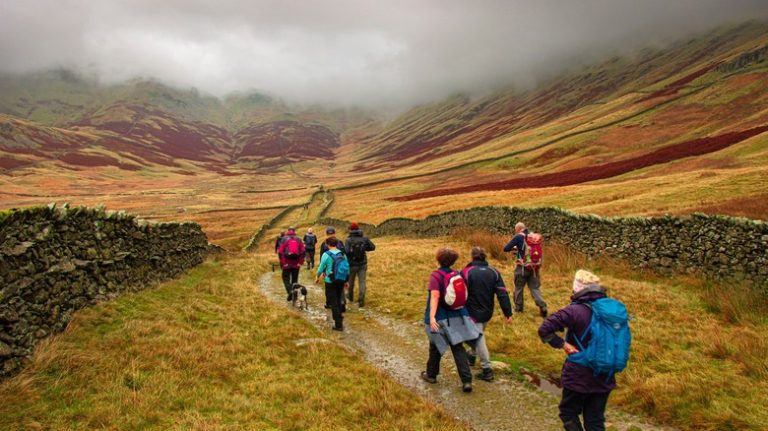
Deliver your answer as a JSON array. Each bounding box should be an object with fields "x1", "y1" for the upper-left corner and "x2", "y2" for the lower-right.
[{"x1": 258, "y1": 272, "x2": 673, "y2": 431}]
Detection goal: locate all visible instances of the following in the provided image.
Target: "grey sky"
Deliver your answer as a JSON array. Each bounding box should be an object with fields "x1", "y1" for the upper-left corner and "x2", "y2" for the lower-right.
[{"x1": 1, "y1": 0, "x2": 767, "y2": 106}]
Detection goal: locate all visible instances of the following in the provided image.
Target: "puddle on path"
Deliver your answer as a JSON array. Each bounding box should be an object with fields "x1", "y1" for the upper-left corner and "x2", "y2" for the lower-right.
[{"x1": 259, "y1": 272, "x2": 672, "y2": 431}]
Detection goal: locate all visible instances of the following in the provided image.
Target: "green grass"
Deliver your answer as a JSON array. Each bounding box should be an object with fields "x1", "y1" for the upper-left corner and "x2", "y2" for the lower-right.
[{"x1": 0, "y1": 255, "x2": 465, "y2": 431}]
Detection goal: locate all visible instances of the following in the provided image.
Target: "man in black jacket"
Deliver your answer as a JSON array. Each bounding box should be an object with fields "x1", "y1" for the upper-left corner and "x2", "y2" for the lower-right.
[
  {"x1": 463, "y1": 246, "x2": 513, "y2": 381},
  {"x1": 344, "y1": 222, "x2": 376, "y2": 308}
]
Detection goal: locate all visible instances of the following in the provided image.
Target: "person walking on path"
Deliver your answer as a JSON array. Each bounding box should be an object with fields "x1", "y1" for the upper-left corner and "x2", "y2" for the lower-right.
[
  {"x1": 421, "y1": 247, "x2": 480, "y2": 393},
  {"x1": 303, "y1": 228, "x2": 318, "y2": 270},
  {"x1": 315, "y1": 237, "x2": 350, "y2": 331},
  {"x1": 344, "y1": 222, "x2": 376, "y2": 308},
  {"x1": 538, "y1": 270, "x2": 616, "y2": 431},
  {"x1": 277, "y1": 227, "x2": 305, "y2": 301},
  {"x1": 462, "y1": 246, "x2": 513, "y2": 382},
  {"x1": 504, "y1": 222, "x2": 548, "y2": 317},
  {"x1": 320, "y1": 226, "x2": 346, "y2": 255}
]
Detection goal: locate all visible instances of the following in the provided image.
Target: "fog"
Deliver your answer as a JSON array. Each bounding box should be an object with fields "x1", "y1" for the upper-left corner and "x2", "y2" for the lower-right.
[{"x1": 1, "y1": 0, "x2": 767, "y2": 107}]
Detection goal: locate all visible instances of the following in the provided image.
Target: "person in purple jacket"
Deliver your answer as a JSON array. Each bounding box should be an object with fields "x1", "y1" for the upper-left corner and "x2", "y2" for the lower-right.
[{"x1": 538, "y1": 270, "x2": 615, "y2": 431}]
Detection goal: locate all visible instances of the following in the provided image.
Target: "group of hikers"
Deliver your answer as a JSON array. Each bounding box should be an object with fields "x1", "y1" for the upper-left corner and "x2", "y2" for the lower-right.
[
  {"x1": 274, "y1": 221, "x2": 630, "y2": 431},
  {"x1": 275, "y1": 223, "x2": 376, "y2": 330}
]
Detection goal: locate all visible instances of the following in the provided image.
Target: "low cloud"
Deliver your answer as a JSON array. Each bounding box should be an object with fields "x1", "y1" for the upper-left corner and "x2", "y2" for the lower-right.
[{"x1": 1, "y1": 0, "x2": 767, "y2": 107}]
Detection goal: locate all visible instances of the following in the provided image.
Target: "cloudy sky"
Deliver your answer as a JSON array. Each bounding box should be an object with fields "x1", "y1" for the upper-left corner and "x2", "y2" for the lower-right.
[{"x1": 1, "y1": 0, "x2": 767, "y2": 106}]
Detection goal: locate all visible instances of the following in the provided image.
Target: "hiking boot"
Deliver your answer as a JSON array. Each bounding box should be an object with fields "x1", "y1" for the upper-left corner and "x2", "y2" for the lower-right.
[
  {"x1": 467, "y1": 353, "x2": 477, "y2": 367},
  {"x1": 563, "y1": 419, "x2": 584, "y2": 431},
  {"x1": 540, "y1": 307, "x2": 548, "y2": 318},
  {"x1": 475, "y1": 368, "x2": 494, "y2": 382},
  {"x1": 515, "y1": 308, "x2": 524, "y2": 313},
  {"x1": 462, "y1": 382, "x2": 473, "y2": 393},
  {"x1": 286, "y1": 293, "x2": 292, "y2": 301},
  {"x1": 420, "y1": 371, "x2": 437, "y2": 384},
  {"x1": 332, "y1": 325, "x2": 344, "y2": 332}
]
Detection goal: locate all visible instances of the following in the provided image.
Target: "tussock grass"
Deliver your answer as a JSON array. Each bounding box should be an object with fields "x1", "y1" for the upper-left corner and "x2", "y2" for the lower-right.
[
  {"x1": 363, "y1": 233, "x2": 768, "y2": 431},
  {"x1": 0, "y1": 254, "x2": 466, "y2": 431}
]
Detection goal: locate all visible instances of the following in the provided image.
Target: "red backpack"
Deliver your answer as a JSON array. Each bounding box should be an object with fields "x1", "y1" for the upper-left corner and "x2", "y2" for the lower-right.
[
  {"x1": 284, "y1": 237, "x2": 302, "y2": 259},
  {"x1": 440, "y1": 270, "x2": 468, "y2": 310},
  {"x1": 520, "y1": 233, "x2": 544, "y2": 270}
]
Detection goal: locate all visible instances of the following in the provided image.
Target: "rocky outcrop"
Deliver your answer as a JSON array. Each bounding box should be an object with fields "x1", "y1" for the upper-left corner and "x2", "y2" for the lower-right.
[
  {"x1": 320, "y1": 206, "x2": 768, "y2": 290},
  {"x1": 0, "y1": 204, "x2": 212, "y2": 378}
]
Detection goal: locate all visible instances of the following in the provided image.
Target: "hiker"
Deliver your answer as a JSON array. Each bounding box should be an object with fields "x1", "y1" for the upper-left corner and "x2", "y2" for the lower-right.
[
  {"x1": 538, "y1": 270, "x2": 629, "y2": 431},
  {"x1": 274, "y1": 231, "x2": 285, "y2": 254},
  {"x1": 421, "y1": 247, "x2": 480, "y2": 393},
  {"x1": 344, "y1": 222, "x2": 376, "y2": 308},
  {"x1": 462, "y1": 246, "x2": 513, "y2": 382},
  {"x1": 319, "y1": 226, "x2": 346, "y2": 255},
  {"x1": 504, "y1": 222, "x2": 548, "y2": 317},
  {"x1": 277, "y1": 227, "x2": 305, "y2": 301},
  {"x1": 315, "y1": 237, "x2": 350, "y2": 331},
  {"x1": 303, "y1": 228, "x2": 318, "y2": 270}
]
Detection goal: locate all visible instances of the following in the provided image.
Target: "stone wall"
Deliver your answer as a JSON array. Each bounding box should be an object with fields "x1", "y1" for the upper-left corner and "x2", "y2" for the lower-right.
[
  {"x1": 320, "y1": 206, "x2": 768, "y2": 289},
  {"x1": 0, "y1": 204, "x2": 212, "y2": 378}
]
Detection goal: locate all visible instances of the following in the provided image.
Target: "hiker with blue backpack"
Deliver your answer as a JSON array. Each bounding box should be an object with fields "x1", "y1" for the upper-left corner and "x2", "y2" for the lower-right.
[
  {"x1": 538, "y1": 270, "x2": 631, "y2": 431},
  {"x1": 315, "y1": 237, "x2": 350, "y2": 331},
  {"x1": 420, "y1": 247, "x2": 480, "y2": 393}
]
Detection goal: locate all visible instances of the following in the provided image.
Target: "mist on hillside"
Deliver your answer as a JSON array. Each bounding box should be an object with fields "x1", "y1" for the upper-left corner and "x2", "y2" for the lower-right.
[{"x1": 1, "y1": 0, "x2": 767, "y2": 107}]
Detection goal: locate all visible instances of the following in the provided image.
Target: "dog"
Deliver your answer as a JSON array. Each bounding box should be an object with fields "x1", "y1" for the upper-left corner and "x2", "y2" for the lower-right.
[{"x1": 290, "y1": 283, "x2": 308, "y2": 310}]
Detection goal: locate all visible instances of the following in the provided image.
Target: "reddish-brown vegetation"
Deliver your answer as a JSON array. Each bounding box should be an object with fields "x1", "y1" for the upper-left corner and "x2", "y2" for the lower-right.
[
  {"x1": 235, "y1": 120, "x2": 339, "y2": 160},
  {"x1": 0, "y1": 156, "x2": 32, "y2": 170},
  {"x1": 391, "y1": 125, "x2": 768, "y2": 201},
  {"x1": 638, "y1": 63, "x2": 719, "y2": 102}
]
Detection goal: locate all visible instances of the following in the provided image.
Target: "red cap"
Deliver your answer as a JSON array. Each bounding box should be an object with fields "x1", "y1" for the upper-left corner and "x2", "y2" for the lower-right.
[{"x1": 350, "y1": 222, "x2": 359, "y2": 230}]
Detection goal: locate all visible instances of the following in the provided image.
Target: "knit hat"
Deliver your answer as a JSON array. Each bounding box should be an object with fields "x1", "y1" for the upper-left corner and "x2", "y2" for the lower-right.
[
  {"x1": 572, "y1": 269, "x2": 600, "y2": 294},
  {"x1": 350, "y1": 222, "x2": 359, "y2": 230},
  {"x1": 326, "y1": 226, "x2": 336, "y2": 234}
]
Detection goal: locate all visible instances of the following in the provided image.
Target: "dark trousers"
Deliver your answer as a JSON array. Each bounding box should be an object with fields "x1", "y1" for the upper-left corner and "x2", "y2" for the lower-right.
[
  {"x1": 513, "y1": 266, "x2": 547, "y2": 311},
  {"x1": 559, "y1": 388, "x2": 610, "y2": 431},
  {"x1": 282, "y1": 268, "x2": 299, "y2": 294},
  {"x1": 306, "y1": 249, "x2": 315, "y2": 269},
  {"x1": 426, "y1": 342, "x2": 472, "y2": 384},
  {"x1": 348, "y1": 264, "x2": 367, "y2": 306},
  {"x1": 324, "y1": 280, "x2": 345, "y2": 328}
]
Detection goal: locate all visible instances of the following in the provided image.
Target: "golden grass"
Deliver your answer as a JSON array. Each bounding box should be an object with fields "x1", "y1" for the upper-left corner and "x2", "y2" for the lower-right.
[
  {"x1": 0, "y1": 254, "x2": 466, "y2": 431},
  {"x1": 361, "y1": 233, "x2": 768, "y2": 431}
]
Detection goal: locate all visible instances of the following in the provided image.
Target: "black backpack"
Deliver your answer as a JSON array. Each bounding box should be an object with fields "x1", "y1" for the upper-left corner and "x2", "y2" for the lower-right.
[
  {"x1": 348, "y1": 238, "x2": 367, "y2": 265},
  {"x1": 304, "y1": 234, "x2": 317, "y2": 248}
]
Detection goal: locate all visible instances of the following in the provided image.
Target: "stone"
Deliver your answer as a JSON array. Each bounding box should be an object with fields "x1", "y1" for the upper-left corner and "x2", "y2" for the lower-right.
[{"x1": 0, "y1": 341, "x2": 13, "y2": 357}]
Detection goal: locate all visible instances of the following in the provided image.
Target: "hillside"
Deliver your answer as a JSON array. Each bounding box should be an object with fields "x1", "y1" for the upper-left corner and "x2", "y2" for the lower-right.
[{"x1": 1, "y1": 21, "x2": 767, "y2": 220}]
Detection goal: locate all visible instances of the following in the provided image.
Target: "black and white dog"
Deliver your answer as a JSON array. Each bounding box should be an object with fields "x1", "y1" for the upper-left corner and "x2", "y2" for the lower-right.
[{"x1": 290, "y1": 283, "x2": 308, "y2": 310}]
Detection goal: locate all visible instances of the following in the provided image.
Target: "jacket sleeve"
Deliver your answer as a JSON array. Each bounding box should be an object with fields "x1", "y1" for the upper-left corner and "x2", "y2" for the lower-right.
[
  {"x1": 344, "y1": 238, "x2": 352, "y2": 252},
  {"x1": 365, "y1": 238, "x2": 376, "y2": 251},
  {"x1": 316, "y1": 252, "x2": 329, "y2": 278},
  {"x1": 503, "y1": 235, "x2": 521, "y2": 252},
  {"x1": 538, "y1": 307, "x2": 573, "y2": 349},
  {"x1": 298, "y1": 241, "x2": 306, "y2": 264},
  {"x1": 494, "y1": 271, "x2": 513, "y2": 318}
]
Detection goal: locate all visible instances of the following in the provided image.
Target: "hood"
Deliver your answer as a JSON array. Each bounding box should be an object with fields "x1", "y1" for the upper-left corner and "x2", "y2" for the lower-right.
[{"x1": 571, "y1": 285, "x2": 606, "y2": 302}]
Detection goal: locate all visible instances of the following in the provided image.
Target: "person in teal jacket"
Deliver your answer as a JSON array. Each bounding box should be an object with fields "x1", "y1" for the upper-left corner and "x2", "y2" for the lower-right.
[{"x1": 315, "y1": 237, "x2": 350, "y2": 331}]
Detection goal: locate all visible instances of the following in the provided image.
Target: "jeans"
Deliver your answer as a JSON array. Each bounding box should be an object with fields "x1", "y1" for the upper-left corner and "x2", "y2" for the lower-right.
[
  {"x1": 324, "y1": 280, "x2": 345, "y2": 329},
  {"x1": 467, "y1": 321, "x2": 491, "y2": 369},
  {"x1": 513, "y1": 266, "x2": 547, "y2": 311},
  {"x1": 559, "y1": 388, "x2": 610, "y2": 431},
  {"x1": 426, "y1": 341, "x2": 472, "y2": 384},
  {"x1": 348, "y1": 265, "x2": 367, "y2": 306},
  {"x1": 281, "y1": 268, "x2": 299, "y2": 295}
]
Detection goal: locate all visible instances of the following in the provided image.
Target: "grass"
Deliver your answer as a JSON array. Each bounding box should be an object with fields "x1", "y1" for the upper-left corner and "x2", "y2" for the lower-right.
[
  {"x1": 0, "y1": 254, "x2": 466, "y2": 431},
  {"x1": 360, "y1": 232, "x2": 768, "y2": 431}
]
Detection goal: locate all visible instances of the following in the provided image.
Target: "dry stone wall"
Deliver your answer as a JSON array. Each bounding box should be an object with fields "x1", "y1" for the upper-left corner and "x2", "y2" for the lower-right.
[
  {"x1": 321, "y1": 206, "x2": 768, "y2": 289},
  {"x1": 0, "y1": 204, "x2": 212, "y2": 378}
]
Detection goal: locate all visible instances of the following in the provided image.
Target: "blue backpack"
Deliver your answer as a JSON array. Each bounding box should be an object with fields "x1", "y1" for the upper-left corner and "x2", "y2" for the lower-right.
[
  {"x1": 567, "y1": 298, "x2": 631, "y2": 379},
  {"x1": 326, "y1": 251, "x2": 350, "y2": 282}
]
